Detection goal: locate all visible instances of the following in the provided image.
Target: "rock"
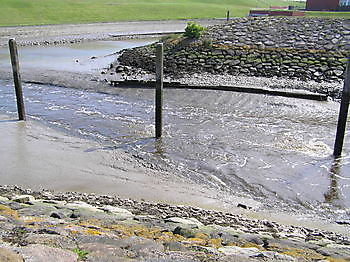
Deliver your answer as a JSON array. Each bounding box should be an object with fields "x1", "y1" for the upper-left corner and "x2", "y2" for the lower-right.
[
  {"x1": 238, "y1": 233, "x2": 264, "y2": 246},
  {"x1": 271, "y1": 252, "x2": 296, "y2": 261},
  {"x1": 212, "y1": 231, "x2": 238, "y2": 245},
  {"x1": 163, "y1": 241, "x2": 188, "y2": 251},
  {"x1": 118, "y1": 236, "x2": 165, "y2": 257},
  {"x1": 19, "y1": 244, "x2": 78, "y2": 262},
  {"x1": 259, "y1": 251, "x2": 295, "y2": 261},
  {"x1": 218, "y1": 246, "x2": 262, "y2": 257},
  {"x1": 268, "y1": 238, "x2": 319, "y2": 251},
  {"x1": 50, "y1": 211, "x2": 70, "y2": 219},
  {"x1": 75, "y1": 235, "x2": 127, "y2": 246},
  {"x1": 17, "y1": 203, "x2": 57, "y2": 217},
  {"x1": 333, "y1": 70, "x2": 344, "y2": 77},
  {"x1": 173, "y1": 225, "x2": 198, "y2": 238},
  {"x1": 79, "y1": 243, "x2": 124, "y2": 261},
  {"x1": 12, "y1": 195, "x2": 35, "y2": 204},
  {"x1": 264, "y1": 40, "x2": 275, "y2": 46},
  {"x1": 165, "y1": 217, "x2": 203, "y2": 226},
  {"x1": 218, "y1": 255, "x2": 260, "y2": 262},
  {"x1": 26, "y1": 233, "x2": 77, "y2": 249},
  {"x1": 192, "y1": 245, "x2": 220, "y2": 255},
  {"x1": 307, "y1": 239, "x2": 334, "y2": 247},
  {"x1": 98, "y1": 205, "x2": 134, "y2": 220},
  {"x1": 64, "y1": 201, "x2": 103, "y2": 212},
  {"x1": 317, "y1": 246, "x2": 350, "y2": 259},
  {"x1": 0, "y1": 247, "x2": 23, "y2": 262},
  {"x1": 0, "y1": 196, "x2": 9, "y2": 202}
]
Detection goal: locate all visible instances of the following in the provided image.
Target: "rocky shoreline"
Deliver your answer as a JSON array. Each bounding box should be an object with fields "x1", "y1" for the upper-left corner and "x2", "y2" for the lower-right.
[
  {"x1": 0, "y1": 185, "x2": 350, "y2": 262},
  {"x1": 104, "y1": 66, "x2": 343, "y2": 100},
  {"x1": 110, "y1": 17, "x2": 349, "y2": 99}
]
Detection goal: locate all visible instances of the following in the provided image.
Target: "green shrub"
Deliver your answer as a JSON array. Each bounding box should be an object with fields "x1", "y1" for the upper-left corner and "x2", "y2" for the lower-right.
[
  {"x1": 184, "y1": 22, "x2": 204, "y2": 39},
  {"x1": 72, "y1": 248, "x2": 89, "y2": 260}
]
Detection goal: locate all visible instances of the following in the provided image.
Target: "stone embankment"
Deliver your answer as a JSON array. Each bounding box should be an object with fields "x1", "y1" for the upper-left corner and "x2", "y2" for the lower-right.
[
  {"x1": 0, "y1": 185, "x2": 350, "y2": 261},
  {"x1": 115, "y1": 17, "x2": 349, "y2": 85}
]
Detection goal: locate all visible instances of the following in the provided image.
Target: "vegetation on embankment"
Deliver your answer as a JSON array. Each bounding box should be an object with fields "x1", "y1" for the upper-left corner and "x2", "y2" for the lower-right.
[
  {"x1": 0, "y1": 0, "x2": 309, "y2": 26},
  {"x1": 306, "y1": 11, "x2": 350, "y2": 18}
]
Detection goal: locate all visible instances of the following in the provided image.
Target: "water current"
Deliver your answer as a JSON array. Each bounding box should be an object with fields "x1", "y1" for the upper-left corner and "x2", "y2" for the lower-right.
[{"x1": 0, "y1": 40, "x2": 349, "y2": 220}]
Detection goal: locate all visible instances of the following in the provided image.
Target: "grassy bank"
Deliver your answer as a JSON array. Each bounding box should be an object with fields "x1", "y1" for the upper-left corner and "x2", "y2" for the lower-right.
[
  {"x1": 0, "y1": 0, "x2": 296, "y2": 26},
  {"x1": 305, "y1": 11, "x2": 350, "y2": 18}
]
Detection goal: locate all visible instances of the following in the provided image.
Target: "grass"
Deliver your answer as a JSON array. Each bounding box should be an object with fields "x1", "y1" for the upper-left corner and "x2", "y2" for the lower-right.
[
  {"x1": 305, "y1": 11, "x2": 350, "y2": 18},
  {"x1": 0, "y1": 0, "x2": 300, "y2": 26},
  {"x1": 72, "y1": 248, "x2": 89, "y2": 261}
]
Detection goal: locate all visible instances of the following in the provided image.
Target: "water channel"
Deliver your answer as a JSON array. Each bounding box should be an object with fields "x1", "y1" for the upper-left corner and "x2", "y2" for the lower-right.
[{"x1": 0, "y1": 39, "x2": 349, "y2": 221}]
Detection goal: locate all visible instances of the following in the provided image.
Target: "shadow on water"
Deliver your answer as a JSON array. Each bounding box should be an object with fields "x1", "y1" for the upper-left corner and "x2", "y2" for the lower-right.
[{"x1": 0, "y1": 119, "x2": 19, "y2": 123}]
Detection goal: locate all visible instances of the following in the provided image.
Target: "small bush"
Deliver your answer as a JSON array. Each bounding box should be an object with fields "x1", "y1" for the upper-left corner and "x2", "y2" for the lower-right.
[{"x1": 184, "y1": 22, "x2": 204, "y2": 39}]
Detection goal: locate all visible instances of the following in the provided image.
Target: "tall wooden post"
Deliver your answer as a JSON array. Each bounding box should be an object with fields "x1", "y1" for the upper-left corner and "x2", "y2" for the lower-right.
[
  {"x1": 226, "y1": 10, "x2": 230, "y2": 22},
  {"x1": 9, "y1": 38, "x2": 26, "y2": 121},
  {"x1": 333, "y1": 58, "x2": 350, "y2": 157},
  {"x1": 155, "y1": 43, "x2": 163, "y2": 138}
]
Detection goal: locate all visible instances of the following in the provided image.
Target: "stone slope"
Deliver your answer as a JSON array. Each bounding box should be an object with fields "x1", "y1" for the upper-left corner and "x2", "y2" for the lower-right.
[
  {"x1": 204, "y1": 17, "x2": 350, "y2": 51},
  {"x1": 116, "y1": 17, "x2": 349, "y2": 85}
]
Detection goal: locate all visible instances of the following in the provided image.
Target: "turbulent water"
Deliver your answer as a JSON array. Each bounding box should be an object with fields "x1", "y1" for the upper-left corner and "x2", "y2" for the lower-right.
[
  {"x1": 0, "y1": 40, "x2": 349, "y2": 220},
  {"x1": 0, "y1": 79, "x2": 349, "y2": 220}
]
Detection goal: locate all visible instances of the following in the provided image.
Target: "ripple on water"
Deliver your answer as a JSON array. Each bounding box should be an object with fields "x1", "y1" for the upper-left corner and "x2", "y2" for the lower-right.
[{"x1": 0, "y1": 79, "x2": 349, "y2": 219}]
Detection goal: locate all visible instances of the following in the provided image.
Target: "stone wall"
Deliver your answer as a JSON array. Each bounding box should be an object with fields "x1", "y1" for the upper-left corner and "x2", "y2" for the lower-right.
[
  {"x1": 204, "y1": 17, "x2": 350, "y2": 51},
  {"x1": 119, "y1": 43, "x2": 347, "y2": 82},
  {"x1": 118, "y1": 17, "x2": 350, "y2": 82}
]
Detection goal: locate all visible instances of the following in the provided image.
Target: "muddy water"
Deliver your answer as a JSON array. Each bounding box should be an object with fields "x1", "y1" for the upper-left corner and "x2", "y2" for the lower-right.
[
  {"x1": 0, "y1": 40, "x2": 349, "y2": 221},
  {"x1": 0, "y1": 79, "x2": 349, "y2": 220},
  {"x1": 0, "y1": 39, "x2": 156, "y2": 73}
]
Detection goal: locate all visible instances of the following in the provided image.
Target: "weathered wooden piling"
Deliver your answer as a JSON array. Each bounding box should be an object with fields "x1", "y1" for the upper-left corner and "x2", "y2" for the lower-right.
[
  {"x1": 333, "y1": 58, "x2": 350, "y2": 157},
  {"x1": 9, "y1": 38, "x2": 26, "y2": 121},
  {"x1": 155, "y1": 43, "x2": 163, "y2": 138},
  {"x1": 226, "y1": 10, "x2": 230, "y2": 22}
]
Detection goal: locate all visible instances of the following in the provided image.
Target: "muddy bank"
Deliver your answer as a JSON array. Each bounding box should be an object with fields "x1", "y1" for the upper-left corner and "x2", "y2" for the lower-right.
[
  {"x1": 0, "y1": 187, "x2": 350, "y2": 261},
  {"x1": 1, "y1": 114, "x2": 246, "y2": 211}
]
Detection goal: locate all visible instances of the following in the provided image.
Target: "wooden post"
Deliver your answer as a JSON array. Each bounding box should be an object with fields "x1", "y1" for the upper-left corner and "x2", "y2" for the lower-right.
[
  {"x1": 155, "y1": 43, "x2": 163, "y2": 138},
  {"x1": 9, "y1": 38, "x2": 26, "y2": 121},
  {"x1": 226, "y1": 10, "x2": 230, "y2": 21},
  {"x1": 333, "y1": 58, "x2": 350, "y2": 157}
]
